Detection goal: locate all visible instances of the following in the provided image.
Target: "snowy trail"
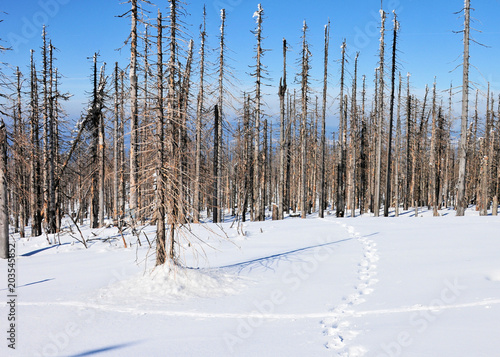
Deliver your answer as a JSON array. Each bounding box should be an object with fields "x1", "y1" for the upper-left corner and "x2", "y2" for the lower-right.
[
  {"x1": 321, "y1": 220, "x2": 380, "y2": 356},
  {"x1": 2, "y1": 212, "x2": 500, "y2": 356},
  {"x1": 9, "y1": 298, "x2": 500, "y2": 319}
]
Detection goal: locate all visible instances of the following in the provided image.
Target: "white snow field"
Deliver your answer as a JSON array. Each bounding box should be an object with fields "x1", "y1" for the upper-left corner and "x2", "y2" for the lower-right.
[{"x1": 1, "y1": 207, "x2": 500, "y2": 357}]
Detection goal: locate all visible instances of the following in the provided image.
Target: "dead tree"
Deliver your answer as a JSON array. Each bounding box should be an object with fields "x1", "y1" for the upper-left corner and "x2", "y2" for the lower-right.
[
  {"x1": 41, "y1": 28, "x2": 58, "y2": 234},
  {"x1": 166, "y1": 0, "x2": 180, "y2": 262},
  {"x1": 300, "y1": 21, "x2": 310, "y2": 219},
  {"x1": 87, "y1": 54, "x2": 107, "y2": 228},
  {"x1": 178, "y1": 39, "x2": 194, "y2": 223},
  {"x1": 30, "y1": 49, "x2": 42, "y2": 236},
  {"x1": 128, "y1": 0, "x2": 140, "y2": 221},
  {"x1": 0, "y1": 25, "x2": 9, "y2": 252},
  {"x1": 350, "y1": 52, "x2": 359, "y2": 218},
  {"x1": 374, "y1": 9, "x2": 386, "y2": 217},
  {"x1": 319, "y1": 21, "x2": 329, "y2": 218},
  {"x1": 337, "y1": 40, "x2": 347, "y2": 217},
  {"x1": 359, "y1": 75, "x2": 368, "y2": 214},
  {"x1": 0, "y1": 120, "x2": 7, "y2": 259},
  {"x1": 480, "y1": 84, "x2": 492, "y2": 216},
  {"x1": 394, "y1": 73, "x2": 402, "y2": 217},
  {"x1": 456, "y1": 0, "x2": 471, "y2": 216},
  {"x1": 429, "y1": 79, "x2": 439, "y2": 216},
  {"x1": 253, "y1": 4, "x2": 264, "y2": 221},
  {"x1": 12, "y1": 67, "x2": 27, "y2": 237},
  {"x1": 404, "y1": 73, "x2": 412, "y2": 210},
  {"x1": 213, "y1": 9, "x2": 226, "y2": 223},
  {"x1": 278, "y1": 38, "x2": 287, "y2": 220},
  {"x1": 193, "y1": 6, "x2": 206, "y2": 223},
  {"x1": 155, "y1": 9, "x2": 166, "y2": 265},
  {"x1": 213, "y1": 104, "x2": 220, "y2": 223},
  {"x1": 384, "y1": 12, "x2": 399, "y2": 217},
  {"x1": 113, "y1": 62, "x2": 120, "y2": 223}
]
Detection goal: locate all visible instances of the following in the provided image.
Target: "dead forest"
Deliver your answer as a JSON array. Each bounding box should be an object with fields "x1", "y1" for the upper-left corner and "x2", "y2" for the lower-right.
[{"x1": 0, "y1": 0, "x2": 499, "y2": 264}]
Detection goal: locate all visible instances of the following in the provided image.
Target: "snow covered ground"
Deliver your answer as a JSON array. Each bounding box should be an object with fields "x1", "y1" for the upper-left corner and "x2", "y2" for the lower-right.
[{"x1": 1, "y1": 207, "x2": 500, "y2": 356}]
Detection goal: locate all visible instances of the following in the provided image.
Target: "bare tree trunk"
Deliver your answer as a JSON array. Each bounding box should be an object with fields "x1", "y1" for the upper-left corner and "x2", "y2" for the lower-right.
[
  {"x1": 155, "y1": 9, "x2": 166, "y2": 265},
  {"x1": 178, "y1": 40, "x2": 194, "y2": 224},
  {"x1": 30, "y1": 50, "x2": 42, "y2": 237},
  {"x1": 350, "y1": 52, "x2": 359, "y2": 218},
  {"x1": 90, "y1": 54, "x2": 99, "y2": 229},
  {"x1": 47, "y1": 41, "x2": 57, "y2": 234},
  {"x1": 337, "y1": 41, "x2": 346, "y2": 217},
  {"x1": 243, "y1": 95, "x2": 252, "y2": 222},
  {"x1": 129, "y1": 0, "x2": 139, "y2": 221},
  {"x1": 479, "y1": 84, "x2": 491, "y2": 216},
  {"x1": 300, "y1": 21, "x2": 309, "y2": 219},
  {"x1": 164, "y1": 0, "x2": 180, "y2": 262},
  {"x1": 14, "y1": 67, "x2": 26, "y2": 237},
  {"x1": 0, "y1": 121, "x2": 8, "y2": 259},
  {"x1": 193, "y1": 6, "x2": 206, "y2": 223},
  {"x1": 430, "y1": 79, "x2": 439, "y2": 216},
  {"x1": 374, "y1": 9, "x2": 386, "y2": 217},
  {"x1": 359, "y1": 75, "x2": 367, "y2": 215},
  {"x1": 253, "y1": 5, "x2": 263, "y2": 221},
  {"x1": 278, "y1": 38, "x2": 287, "y2": 220},
  {"x1": 119, "y1": 71, "x2": 126, "y2": 222},
  {"x1": 213, "y1": 105, "x2": 220, "y2": 223},
  {"x1": 319, "y1": 22, "x2": 329, "y2": 218},
  {"x1": 394, "y1": 73, "x2": 402, "y2": 217},
  {"x1": 456, "y1": 0, "x2": 470, "y2": 216},
  {"x1": 98, "y1": 65, "x2": 106, "y2": 227},
  {"x1": 42, "y1": 26, "x2": 49, "y2": 232},
  {"x1": 384, "y1": 13, "x2": 398, "y2": 217},
  {"x1": 113, "y1": 62, "x2": 120, "y2": 223},
  {"x1": 404, "y1": 73, "x2": 412, "y2": 211}
]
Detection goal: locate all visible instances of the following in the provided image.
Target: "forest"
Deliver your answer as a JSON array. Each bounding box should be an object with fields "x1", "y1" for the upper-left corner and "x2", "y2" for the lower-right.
[{"x1": 0, "y1": 0, "x2": 498, "y2": 266}]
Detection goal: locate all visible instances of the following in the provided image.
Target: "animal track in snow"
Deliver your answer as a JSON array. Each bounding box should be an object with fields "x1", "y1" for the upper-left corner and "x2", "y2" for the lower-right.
[{"x1": 324, "y1": 221, "x2": 379, "y2": 355}]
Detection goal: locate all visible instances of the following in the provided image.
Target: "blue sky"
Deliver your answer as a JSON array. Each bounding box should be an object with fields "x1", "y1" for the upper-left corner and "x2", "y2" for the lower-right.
[{"x1": 1, "y1": 0, "x2": 500, "y2": 126}]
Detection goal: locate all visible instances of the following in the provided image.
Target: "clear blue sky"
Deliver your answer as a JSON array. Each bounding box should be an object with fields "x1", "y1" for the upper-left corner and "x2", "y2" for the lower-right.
[{"x1": 1, "y1": 0, "x2": 500, "y2": 126}]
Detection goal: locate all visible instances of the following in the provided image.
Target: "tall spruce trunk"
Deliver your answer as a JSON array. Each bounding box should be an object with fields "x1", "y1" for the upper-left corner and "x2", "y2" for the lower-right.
[
  {"x1": 194, "y1": 6, "x2": 206, "y2": 223},
  {"x1": 278, "y1": 38, "x2": 287, "y2": 220},
  {"x1": 129, "y1": 0, "x2": 139, "y2": 221},
  {"x1": 359, "y1": 76, "x2": 367, "y2": 214},
  {"x1": 456, "y1": 0, "x2": 470, "y2": 216},
  {"x1": 384, "y1": 13, "x2": 398, "y2": 217},
  {"x1": 30, "y1": 50, "x2": 42, "y2": 237},
  {"x1": 166, "y1": 0, "x2": 179, "y2": 262},
  {"x1": 42, "y1": 26, "x2": 49, "y2": 232},
  {"x1": 374, "y1": 9, "x2": 386, "y2": 217},
  {"x1": 113, "y1": 62, "x2": 120, "y2": 223},
  {"x1": 337, "y1": 41, "x2": 347, "y2": 217},
  {"x1": 155, "y1": 10, "x2": 166, "y2": 265},
  {"x1": 319, "y1": 22, "x2": 329, "y2": 218},
  {"x1": 216, "y1": 9, "x2": 226, "y2": 223},
  {"x1": 90, "y1": 54, "x2": 99, "y2": 228},
  {"x1": 479, "y1": 85, "x2": 491, "y2": 216},
  {"x1": 14, "y1": 67, "x2": 26, "y2": 237},
  {"x1": 253, "y1": 5, "x2": 264, "y2": 221},
  {"x1": 350, "y1": 52, "x2": 359, "y2": 218},
  {"x1": 0, "y1": 121, "x2": 8, "y2": 259},
  {"x1": 394, "y1": 73, "x2": 402, "y2": 217},
  {"x1": 404, "y1": 73, "x2": 412, "y2": 211},
  {"x1": 300, "y1": 21, "x2": 309, "y2": 219},
  {"x1": 47, "y1": 41, "x2": 57, "y2": 234},
  {"x1": 430, "y1": 80, "x2": 439, "y2": 216},
  {"x1": 213, "y1": 105, "x2": 220, "y2": 223}
]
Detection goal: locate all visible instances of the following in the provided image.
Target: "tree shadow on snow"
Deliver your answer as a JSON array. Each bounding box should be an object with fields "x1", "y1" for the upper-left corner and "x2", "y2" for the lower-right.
[
  {"x1": 0, "y1": 278, "x2": 55, "y2": 291},
  {"x1": 21, "y1": 243, "x2": 71, "y2": 257},
  {"x1": 68, "y1": 341, "x2": 144, "y2": 357},
  {"x1": 215, "y1": 238, "x2": 354, "y2": 275}
]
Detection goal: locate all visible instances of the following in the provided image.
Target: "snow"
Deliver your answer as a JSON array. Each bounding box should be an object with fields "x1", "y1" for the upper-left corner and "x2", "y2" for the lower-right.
[{"x1": 1, "y1": 207, "x2": 500, "y2": 356}]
